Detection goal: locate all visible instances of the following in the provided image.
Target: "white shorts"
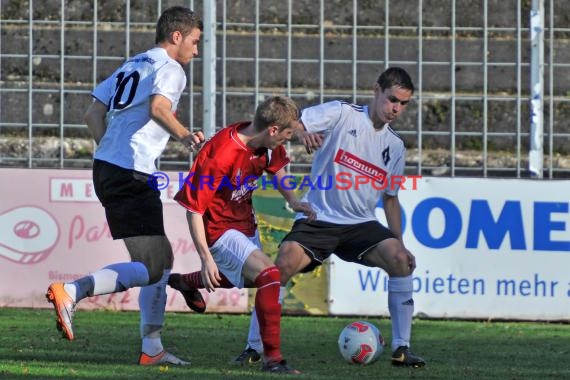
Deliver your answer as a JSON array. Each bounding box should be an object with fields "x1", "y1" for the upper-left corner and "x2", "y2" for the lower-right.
[{"x1": 210, "y1": 229, "x2": 262, "y2": 288}]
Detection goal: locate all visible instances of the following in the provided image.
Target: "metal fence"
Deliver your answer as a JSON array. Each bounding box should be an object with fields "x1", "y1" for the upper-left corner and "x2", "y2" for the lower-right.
[{"x1": 1, "y1": 0, "x2": 568, "y2": 177}]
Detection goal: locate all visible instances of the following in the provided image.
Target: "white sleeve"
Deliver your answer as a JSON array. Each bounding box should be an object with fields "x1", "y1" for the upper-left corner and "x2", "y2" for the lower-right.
[
  {"x1": 300, "y1": 100, "x2": 343, "y2": 134},
  {"x1": 91, "y1": 75, "x2": 115, "y2": 105},
  {"x1": 153, "y1": 62, "x2": 186, "y2": 109}
]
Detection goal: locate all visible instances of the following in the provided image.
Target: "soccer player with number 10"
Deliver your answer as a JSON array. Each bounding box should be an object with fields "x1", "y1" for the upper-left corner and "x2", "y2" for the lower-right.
[{"x1": 45, "y1": 6, "x2": 204, "y2": 366}]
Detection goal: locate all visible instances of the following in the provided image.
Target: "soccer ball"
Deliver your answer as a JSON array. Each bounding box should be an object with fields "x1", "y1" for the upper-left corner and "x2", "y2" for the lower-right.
[{"x1": 338, "y1": 321, "x2": 384, "y2": 365}]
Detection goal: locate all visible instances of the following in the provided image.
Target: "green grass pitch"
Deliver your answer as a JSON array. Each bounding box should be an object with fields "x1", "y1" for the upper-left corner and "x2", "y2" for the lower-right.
[{"x1": 0, "y1": 308, "x2": 568, "y2": 379}]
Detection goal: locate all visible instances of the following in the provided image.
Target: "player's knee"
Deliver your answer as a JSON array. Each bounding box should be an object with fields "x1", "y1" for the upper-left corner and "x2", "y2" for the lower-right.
[
  {"x1": 391, "y1": 249, "x2": 411, "y2": 276},
  {"x1": 275, "y1": 256, "x2": 298, "y2": 285},
  {"x1": 275, "y1": 258, "x2": 294, "y2": 284},
  {"x1": 275, "y1": 242, "x2": 305, "y2": 284}
]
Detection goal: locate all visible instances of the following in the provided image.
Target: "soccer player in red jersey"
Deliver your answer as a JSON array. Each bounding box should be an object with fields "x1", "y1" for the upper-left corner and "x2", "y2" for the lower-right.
[{"x1": 172, "y1": 96, "x2": 313, "y2": 374}]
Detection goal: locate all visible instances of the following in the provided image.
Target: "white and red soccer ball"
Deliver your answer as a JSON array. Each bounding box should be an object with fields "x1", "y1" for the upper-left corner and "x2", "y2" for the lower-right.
[{"x1": 338, "y1": 321, "x2": 384, "y2": 365}]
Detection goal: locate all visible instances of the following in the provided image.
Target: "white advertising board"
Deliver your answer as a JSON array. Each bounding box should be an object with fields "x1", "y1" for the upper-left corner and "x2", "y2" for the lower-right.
[{"x1": 328, "y1": 177, "x2": 570, "y2": 321}]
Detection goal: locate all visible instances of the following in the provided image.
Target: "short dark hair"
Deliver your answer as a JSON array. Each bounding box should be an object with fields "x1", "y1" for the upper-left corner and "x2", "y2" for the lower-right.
[
  {"x1": 254, "y1": 96, "x2": 299, "y2": 132},
  {"x1": 155, "y1": 6, "x2": 203, "y2": 44},
  {"x1": 377, "y1": 67, "x2": 415, "y2": 93}
]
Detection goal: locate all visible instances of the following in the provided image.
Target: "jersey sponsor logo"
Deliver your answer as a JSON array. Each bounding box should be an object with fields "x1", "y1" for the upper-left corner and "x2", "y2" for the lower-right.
[
  {"x1": 334, "y1": 149, "x2": 387, "y2": 185},
  {"x1": 230, "y1": 169, "x2": 257, "y2": 202},
  {"x1": 230, "y1": 184, "x2": 255, "y2": 203},
  {"x1": 348, "y1": 129, "x2": 357, "y2": 137}
]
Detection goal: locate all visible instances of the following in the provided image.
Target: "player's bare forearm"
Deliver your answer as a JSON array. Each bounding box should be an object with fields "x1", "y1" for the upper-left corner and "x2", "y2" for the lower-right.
[
  {"x1": 84, "y1": 100, "x2": 108, "y2": 144},
  {"x1": 186, "y1": 211, "x2": 221, "y2": 291},
  {"x1": 150, "y1": 94, "x2": 204, "y2": 150},
  {"x1": 274, "y1": 170, "x2": 298, "y2": 205},
  {"x1": 383, "y1": 193, "x2": 403, "y2": 242},
  {"x1": 186, "y1": 211, "x2": 213, "y2": 263}
]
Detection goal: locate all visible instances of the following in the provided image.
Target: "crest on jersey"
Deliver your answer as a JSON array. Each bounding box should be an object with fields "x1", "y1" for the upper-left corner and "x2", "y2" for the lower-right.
[{"x1": 382, "y1": 147, "x2": 390, "y2": 165}]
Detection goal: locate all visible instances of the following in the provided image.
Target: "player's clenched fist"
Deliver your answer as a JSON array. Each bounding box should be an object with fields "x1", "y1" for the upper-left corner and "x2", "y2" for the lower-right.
[
  {"x1": 295, "y1": 130, "x2": 324, "y2": 154},
  {"x1": 181, "y1": 131, "x2": 205, "y2": 152}
]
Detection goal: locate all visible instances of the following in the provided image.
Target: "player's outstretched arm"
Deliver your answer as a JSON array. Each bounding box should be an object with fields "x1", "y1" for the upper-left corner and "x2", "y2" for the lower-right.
[{"x1": 84, "y1": 100, "x2": 108, "y2": 144}]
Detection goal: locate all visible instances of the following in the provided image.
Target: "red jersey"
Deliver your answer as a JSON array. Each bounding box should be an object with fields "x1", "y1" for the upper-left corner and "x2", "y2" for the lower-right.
[{"x1": 174, "y1": 122, "x2": 290, "y2": 246}]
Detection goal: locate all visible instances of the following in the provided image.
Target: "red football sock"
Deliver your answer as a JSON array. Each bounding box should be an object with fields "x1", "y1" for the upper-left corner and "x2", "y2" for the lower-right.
[
  {"x1": 182, "y1": 271, "x2": 234, "y2": 289},
  {"x1": 254, "y1": 266, "x2": 282, "y2": 362}
]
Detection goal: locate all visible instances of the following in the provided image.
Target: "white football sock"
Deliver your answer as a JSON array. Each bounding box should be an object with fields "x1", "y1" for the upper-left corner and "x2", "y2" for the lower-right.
[
  {"x1": 139, "y1": 269, "x2": 170, "y2": 355},
  {"x1": 247, "y1": 309, "x2": 263, "y2": 353},
  {"x1": 388, "y1": 275, "x2": 414, "y2": 351},
  {"x1": 63, "y1": 283, "x2": 77, "y2": 302},
  {"x1": 141, "y1": 337, "x2": 163, "y2": 357},
  {"x1": 71, "y1": 262, "x2": 149, "y2": 303}
]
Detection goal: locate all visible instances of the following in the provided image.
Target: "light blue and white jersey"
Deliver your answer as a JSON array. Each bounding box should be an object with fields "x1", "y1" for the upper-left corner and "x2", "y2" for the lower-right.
[
  {"x1": 92, "y1": 47, "x2": 186, "y2": 174},
  {"x1": 299, "y1": 100, "x2": 406, "y2": 224}
]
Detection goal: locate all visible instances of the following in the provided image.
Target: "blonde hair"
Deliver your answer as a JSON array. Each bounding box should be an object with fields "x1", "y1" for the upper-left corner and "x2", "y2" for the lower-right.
[{"x1": 253, "y1": 96, "x2": 299, "y2": 132}]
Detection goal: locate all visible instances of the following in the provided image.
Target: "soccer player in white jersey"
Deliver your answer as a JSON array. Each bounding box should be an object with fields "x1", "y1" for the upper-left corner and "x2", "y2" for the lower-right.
[
  {"x1": 241, "y1": 67, "x2": 425, "y2": 367},
  {"x1": 45, "y1": 6, "x2": 205, "y2": 366}
]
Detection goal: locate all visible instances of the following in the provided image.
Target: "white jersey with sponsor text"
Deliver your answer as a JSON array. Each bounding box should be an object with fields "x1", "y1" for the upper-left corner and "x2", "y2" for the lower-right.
[
  {"x1": 92, "y1": 47, "x2": 186, "y2": 174},
  {"x1": 299, "y1": 100, "x2": 405, "y2": 224}
]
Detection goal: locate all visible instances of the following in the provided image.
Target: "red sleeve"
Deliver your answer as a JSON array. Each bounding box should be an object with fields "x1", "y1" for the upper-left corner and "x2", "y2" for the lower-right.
[
  {"x1": 174, "y1": 149, "x2": 228, "y2": 214},
  {"x1": 265, "y1": 145, "x2": 290, "y2": 174}
]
